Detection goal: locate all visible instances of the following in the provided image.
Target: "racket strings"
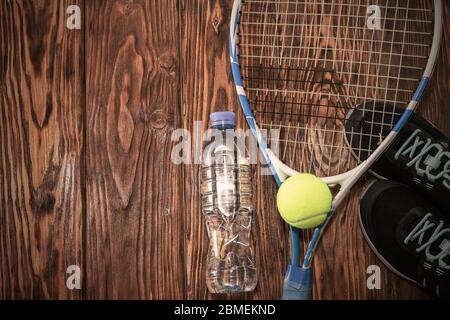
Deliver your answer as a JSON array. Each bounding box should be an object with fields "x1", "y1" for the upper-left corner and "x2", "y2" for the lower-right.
[
  {"x1": 238, "y1": 0, "x2": 435, "y2": 177},
  {"x1": 241, "y1": 13, "x2": 432, "y2": 25},
  {"x1": 242, "y1": 0, "x2": 432, "y2": 11},
  {"x1": 239, "y1": 34, "x2": 431, "y2": 49},
  {"x1": 255, "y1": 104, "x2": 403, "y2": 121}
]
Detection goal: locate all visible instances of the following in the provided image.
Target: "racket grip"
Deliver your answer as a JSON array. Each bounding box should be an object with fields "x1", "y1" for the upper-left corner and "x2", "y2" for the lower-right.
[{"x1": 281, "y1": 265, "x2": 312, "y2": 300}]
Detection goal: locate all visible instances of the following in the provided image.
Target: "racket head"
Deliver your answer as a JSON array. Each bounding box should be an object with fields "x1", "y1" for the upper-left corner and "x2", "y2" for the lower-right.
[{"x1": 230, "y1": 0, "x2": 442, "y2": 183}]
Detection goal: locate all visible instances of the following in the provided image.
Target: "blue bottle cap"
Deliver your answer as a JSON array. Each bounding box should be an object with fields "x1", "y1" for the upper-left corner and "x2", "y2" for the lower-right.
[{"x1": 210, "y1": 112, "x2": 236, "y2": 128}]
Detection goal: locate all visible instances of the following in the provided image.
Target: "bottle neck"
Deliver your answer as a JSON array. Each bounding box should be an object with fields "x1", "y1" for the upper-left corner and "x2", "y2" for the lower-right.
[{"x1": 211, "y1": 124, "x2": 235, "y2": 130}]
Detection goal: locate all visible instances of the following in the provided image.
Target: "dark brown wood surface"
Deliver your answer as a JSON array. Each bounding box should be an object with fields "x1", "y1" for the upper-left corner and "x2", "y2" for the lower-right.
[
  {"x1": 84, "y1": 0, "x2": 184, "y2": 300},
  {"x1": 1, "y1": 0, "x2": 449, "y2": 300},
  {"x1": 0, "y1": 0, "x2": 84, "y2": 299}
]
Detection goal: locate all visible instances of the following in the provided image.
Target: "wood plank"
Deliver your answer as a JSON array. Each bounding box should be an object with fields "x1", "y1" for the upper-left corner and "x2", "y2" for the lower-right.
[
  {"x1": 84, "y1": 0, "x2": 184, "y2": 299},
  {"x1": 0, "y1": 0, "x2": 84, "y2": 299},
  {"x1": 181, "y1": 0, "x2": 289, "y2": 299}
]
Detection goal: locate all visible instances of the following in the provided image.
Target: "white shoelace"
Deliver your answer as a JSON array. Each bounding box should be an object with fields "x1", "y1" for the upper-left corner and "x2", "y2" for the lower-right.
[{"x1": 404, "y1": 212, "x2": 450, "y2": 270}]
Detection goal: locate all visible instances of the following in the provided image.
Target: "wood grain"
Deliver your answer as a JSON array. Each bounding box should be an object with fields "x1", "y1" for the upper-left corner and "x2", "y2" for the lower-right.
[
  {"x1": 180, "y1": 0, "x2": 236, "y2": 299},
  {"x1": 0, "y1": 0, "x2": 84, "y2": 299},
  {"x1": 0, "y1": 0, "x2": 448, "y2": 300},
  {"x1": 84, "y1": 0, "x2": 184, "y2": 299}
]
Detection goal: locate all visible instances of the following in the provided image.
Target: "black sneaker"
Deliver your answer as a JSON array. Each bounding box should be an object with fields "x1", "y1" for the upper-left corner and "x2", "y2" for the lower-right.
[
  {"x1": 345, "y1": 105, "x2": 450, "y2": 214},
  {"x1": 359, "y1": 180, "x2": 450, "y2": 299}
]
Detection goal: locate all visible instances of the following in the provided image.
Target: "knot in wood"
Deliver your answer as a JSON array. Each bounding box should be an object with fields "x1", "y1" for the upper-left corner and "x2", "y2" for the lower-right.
[
  {"x1": 211, "y1": 2, "x2": 223, "y2": 34},
  {"x1": 149, "y1": 109, "x2": 167, "y2": 130},
  {"x1": 123, "y1": 0, "x2": 134, "y2": 15},
  {"x1": 158, "y1": 52, "x2": 177, "y2": 78}
]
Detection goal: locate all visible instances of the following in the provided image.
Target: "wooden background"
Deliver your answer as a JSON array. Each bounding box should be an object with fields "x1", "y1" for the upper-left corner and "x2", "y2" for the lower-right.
[{"x1": 0, "y1": 0, "x2": 449, "y2": 300}]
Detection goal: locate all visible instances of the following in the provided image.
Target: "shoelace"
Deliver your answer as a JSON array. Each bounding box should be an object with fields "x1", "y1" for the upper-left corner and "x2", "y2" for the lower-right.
[
  {"x1": 404, "y1": 212, "x2": 450, "y2": 270},
  {"x1": 395, "y1": 129, "x2": 450, "y2": 189}
]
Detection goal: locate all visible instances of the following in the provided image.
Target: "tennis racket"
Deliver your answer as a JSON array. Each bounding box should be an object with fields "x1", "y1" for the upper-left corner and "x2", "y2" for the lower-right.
[{"x1": 230, "y1": 0, "x2": 442, "y2": 299}]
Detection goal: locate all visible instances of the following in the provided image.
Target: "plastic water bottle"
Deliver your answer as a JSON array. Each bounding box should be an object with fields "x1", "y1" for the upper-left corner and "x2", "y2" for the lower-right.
[{"x1": 200, "y1": 112, "x2": 257, "y2": 293}]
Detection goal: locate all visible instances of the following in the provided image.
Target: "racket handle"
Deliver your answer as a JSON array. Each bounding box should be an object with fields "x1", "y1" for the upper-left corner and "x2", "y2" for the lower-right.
[{"x1": 281, "y1": 265, "x2": 312, "y2": 300}]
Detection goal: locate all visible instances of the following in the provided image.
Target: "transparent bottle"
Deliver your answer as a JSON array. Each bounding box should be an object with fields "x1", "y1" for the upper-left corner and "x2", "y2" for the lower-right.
[{"x1": 200, "y1": 112, "x2": 257, "y2": 293}]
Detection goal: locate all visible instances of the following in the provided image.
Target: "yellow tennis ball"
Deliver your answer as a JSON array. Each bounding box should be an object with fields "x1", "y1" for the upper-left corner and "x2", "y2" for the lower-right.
[{"x1": 276, "y1": 174, "x2": 332, "y2": 229}]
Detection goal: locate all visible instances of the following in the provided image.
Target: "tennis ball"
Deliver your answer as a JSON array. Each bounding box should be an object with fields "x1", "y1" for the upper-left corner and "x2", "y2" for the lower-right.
[{"x1": 276, "y1": 174, "x2": 332, "y2": 229}]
